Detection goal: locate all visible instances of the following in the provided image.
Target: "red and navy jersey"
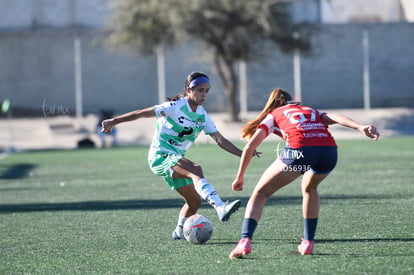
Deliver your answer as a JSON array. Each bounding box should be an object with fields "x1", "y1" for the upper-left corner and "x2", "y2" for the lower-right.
[{"x1": 258, "y1": 104, "x2": 337, "y2": 148}]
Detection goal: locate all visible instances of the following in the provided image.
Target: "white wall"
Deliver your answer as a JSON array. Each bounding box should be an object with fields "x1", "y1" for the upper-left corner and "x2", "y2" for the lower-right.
[
  {"x1": 1, "y1": 23, "x2": 413, "y2": 116},
  {"x1": 320, "y1": 0, "x2": 409, "y2": 23}
]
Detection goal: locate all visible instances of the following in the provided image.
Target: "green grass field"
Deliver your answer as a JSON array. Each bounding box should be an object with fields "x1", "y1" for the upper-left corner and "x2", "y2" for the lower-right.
[{"x1": 1, "y1": 137, "x2": 413, "y2": 274}]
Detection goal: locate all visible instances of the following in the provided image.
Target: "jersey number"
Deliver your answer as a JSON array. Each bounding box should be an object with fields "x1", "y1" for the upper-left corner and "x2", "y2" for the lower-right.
[
  {"x1": 178, "y1": 127, "x2": 193, "y2": 138},
  {"x1": 283, "y1": 107, "x2": 316, "y2": 124}
]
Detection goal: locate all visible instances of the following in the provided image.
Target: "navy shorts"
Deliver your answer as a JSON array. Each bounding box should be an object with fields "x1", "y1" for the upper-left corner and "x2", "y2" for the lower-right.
[{"x1": 279, "y1": 146, "x2": 338, "y2": 174}]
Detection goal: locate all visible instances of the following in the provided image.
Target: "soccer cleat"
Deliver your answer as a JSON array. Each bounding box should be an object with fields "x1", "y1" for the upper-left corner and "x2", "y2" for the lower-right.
[
  {"x1": 172, "y1": 226, "x2": 184, "y2": 240},
  {"x1": 217, "y1": 200, "x2": 241, "y2": 222},
  {"x1": 298, "y1": 238, "x2": 314, "y2": 255},
  {"x1": 229, "y1": 237, "x2": 252, "y2": 259}
]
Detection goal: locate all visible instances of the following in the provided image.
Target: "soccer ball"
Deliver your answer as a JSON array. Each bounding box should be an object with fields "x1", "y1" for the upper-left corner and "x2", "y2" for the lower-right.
[{"x1": 183, "y1": 214, "x2": 213, "y2": 244}]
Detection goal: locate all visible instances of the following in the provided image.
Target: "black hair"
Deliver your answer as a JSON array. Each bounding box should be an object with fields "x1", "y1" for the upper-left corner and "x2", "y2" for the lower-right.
[{"x1": 167, "y1": 71, "x2": 209, "y2": 101}]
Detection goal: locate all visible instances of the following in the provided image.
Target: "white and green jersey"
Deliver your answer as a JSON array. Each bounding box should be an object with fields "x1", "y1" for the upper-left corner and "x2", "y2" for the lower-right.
[{"x1": 149, "y1": 97, "x2": 218, "y2": 158}]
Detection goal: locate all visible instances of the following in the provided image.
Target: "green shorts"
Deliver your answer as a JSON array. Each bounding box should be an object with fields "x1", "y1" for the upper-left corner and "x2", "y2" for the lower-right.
[{"x1": 148, "y1": 153, "x2": 193, "y2": 190}]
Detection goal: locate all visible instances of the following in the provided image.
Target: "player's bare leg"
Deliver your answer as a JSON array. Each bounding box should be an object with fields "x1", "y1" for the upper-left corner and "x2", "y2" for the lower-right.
[
  {"x1": 298, "y1": 170, "x2": 329, "y2": 254},
  {"x1": 172, "y1": 184, "x2": 201, "y2": 240}
]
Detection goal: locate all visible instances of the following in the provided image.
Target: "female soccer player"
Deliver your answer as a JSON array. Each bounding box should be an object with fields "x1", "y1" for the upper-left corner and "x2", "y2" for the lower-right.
[
  {"x1": 229, "y1": 88, "x2": 379, "y2": 258},
  {"x1": 102, "y1": 71, "x2": 255, "y2": 240}
]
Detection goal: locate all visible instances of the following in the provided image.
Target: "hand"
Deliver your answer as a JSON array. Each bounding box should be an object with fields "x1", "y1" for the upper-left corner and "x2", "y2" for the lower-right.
[
  {"x1": 232, "y1": 178, "x2": 244, "y2": 191},
  {"x1": 253, "y1": 150, "x2": 262, "y2": 158},
  {"x1": 360, "y1": 125, "x2": 380, "y2": 140},
  {"x1": 101, "y1": 119, "x2": 114, "y2": 133}
]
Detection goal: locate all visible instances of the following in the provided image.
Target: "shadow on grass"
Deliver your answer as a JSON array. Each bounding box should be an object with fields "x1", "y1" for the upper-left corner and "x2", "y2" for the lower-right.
[
  {"x1": 313, "y1": 238, "x2": 414, "y2": 257},
  {"x1": 0, "y1": 163, "x2": 37, "y2": 179},
  {"x1": 0, "y1": 198, "x2": 186, "y2": 213},
  {"x1": 318, "y1": 238, "x2": 414, "y2": 243},
  {"x1": 0, "y1": 193, "x2": 409, "y2": 213}
]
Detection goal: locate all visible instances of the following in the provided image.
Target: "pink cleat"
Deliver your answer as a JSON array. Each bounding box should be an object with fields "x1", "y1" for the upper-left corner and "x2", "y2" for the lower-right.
[
  {"x1": 229, "y1": 238, "x2": 252, "y2": 259},
  {"x1": 298, "y1": 238, "x2": 314, "y2": 255}
]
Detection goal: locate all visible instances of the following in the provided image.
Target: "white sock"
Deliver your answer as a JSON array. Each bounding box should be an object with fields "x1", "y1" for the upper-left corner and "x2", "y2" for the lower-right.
[
  {"x1": 194, "y1": 178, "x2": 224, "y2": 208},
  {"x1": 176, "y1": 215, "x2": 187, "y2": 229}
]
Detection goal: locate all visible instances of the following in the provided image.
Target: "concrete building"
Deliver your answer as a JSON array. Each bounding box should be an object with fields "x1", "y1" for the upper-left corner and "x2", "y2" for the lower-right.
[
  {"x1": 0, "y1": 0, "x2": 413, "y2": 117},
  {"x1": 320, "y1": 0, "x2": 413, "y2": 23}
]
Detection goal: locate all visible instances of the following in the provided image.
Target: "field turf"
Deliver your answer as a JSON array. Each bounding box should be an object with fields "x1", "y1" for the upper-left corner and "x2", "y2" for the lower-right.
[{"x1": 0, "y1": 137, "x2": 413, "y2": 274}]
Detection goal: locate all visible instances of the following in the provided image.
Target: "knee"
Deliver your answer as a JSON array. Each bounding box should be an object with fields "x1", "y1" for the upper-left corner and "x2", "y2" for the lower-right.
[
  {"x1": 302, "y1": 185, "x2": 318, "y2": 194},
  {"x1": 189, "y1": 165, "x2": 204, "y2": 183},
  {"x1": 252, "y1": 190, "x2": 270, "y2": 201},
  {"x1": 192, "y1": 164, "x2": 203, "y2": 176}
]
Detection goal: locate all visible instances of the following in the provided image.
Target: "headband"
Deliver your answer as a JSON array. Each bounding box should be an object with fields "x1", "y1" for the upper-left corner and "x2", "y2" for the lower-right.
[{"x1": 189, "y1": 76, "x2": 210, "y2": 88}]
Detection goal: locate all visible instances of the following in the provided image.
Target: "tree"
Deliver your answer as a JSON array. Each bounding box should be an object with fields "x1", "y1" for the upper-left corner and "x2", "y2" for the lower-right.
[{"x1": 106, "y1": 0, "x2": 309, "y2": 121}]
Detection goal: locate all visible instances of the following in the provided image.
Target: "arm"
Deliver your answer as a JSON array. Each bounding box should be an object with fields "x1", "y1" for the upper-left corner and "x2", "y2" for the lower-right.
[
  {"x1": 209, "y1": 131, "x2": 243, "y2": 157},
  {"x1": 101, "y1": 107, "x2": 155, "y2": 133},
  {"x1": 321, "y1": 113, "x2": 380, "y2": 140},
  {"x1": 232, "y1": 128, "x2": 267, "y2": 191},
  {"x1": 209, "y1": 131, "x2": 262, "y2": 158}
]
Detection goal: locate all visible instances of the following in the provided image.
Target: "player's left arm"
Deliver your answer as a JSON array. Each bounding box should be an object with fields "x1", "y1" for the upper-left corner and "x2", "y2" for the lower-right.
[
  {"x1": 209, "y1": 131, "x2": 243, "y2": 157},
  {"x1": 209, "y1": 132, "x2": 262, "y2": 158},
  {"x1": 321, "y1": 113, "x2": 380, "y2": 140}
]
